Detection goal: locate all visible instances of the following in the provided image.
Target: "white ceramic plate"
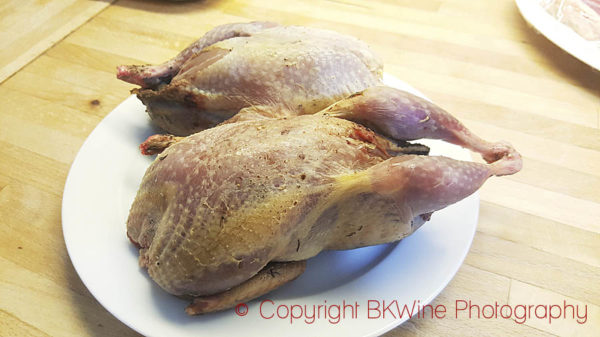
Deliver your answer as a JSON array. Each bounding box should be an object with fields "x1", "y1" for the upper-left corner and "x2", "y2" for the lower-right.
[
  {"x1": 516, "y1": 0, "x2": 600, "y2": 70},
  {"x1": 62, "y1": 75, "x2": 478, "y2": 337}
]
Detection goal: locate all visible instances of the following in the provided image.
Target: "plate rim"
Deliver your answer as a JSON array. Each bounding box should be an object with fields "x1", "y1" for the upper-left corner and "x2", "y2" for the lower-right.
[{"x1": 515, "y1": 0, "x2": 600, "y2": 71}]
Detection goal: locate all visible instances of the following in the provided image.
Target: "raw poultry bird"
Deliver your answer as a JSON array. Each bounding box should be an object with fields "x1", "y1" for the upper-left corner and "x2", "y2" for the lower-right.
[
  {"x1": 117, "y1": 21, "x2": 384, "y2": 135},
  {"x1": 126, "y1": 86, "x2": 522, "y2": 315}
]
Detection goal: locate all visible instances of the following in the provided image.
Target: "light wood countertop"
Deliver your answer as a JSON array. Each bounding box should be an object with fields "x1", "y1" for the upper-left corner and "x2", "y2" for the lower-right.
[{"x1": 1, "y1": 0, "x2": 598, "y2": 336}]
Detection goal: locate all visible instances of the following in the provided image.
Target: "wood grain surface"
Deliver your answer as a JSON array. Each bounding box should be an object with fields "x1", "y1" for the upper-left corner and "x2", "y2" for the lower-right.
[
  {"x1": 1, "y1": 0, "x2": 598, "y2": 336},
  {"x1": 0, "y1": 0, "x2": 115, "y2": 83}
]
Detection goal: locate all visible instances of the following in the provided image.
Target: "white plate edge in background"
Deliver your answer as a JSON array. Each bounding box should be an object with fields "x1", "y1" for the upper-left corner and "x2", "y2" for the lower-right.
[{"x1": 516, "y1": 0, "x2": 600, "y2": 71}]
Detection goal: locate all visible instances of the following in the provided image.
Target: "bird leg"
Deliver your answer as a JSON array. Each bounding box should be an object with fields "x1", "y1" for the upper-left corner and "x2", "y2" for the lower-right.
[
  {"x1": 322, "y1": 86, "x2": 520, "y2": 166},
  {"x1": 326, "y1": 152, "x2": 520, "y2": 250},
  {"x1": 185, "y1": 260, "x2": 306, "y2": 315},
  {"x1": 140, "y1": 134, "x2": 184, "y2": 155},
  {"x1": 117, "y1": 21, "x2": 279, "y2": 89},
  {"x1": 363, "y1": 153, "x2": 521, "y2": 219}
]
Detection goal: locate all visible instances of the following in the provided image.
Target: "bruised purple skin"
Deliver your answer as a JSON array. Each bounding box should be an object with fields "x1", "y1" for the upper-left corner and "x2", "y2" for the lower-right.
[{"x1": 323, "y1": 86, "x2": 522, "y2": 166}]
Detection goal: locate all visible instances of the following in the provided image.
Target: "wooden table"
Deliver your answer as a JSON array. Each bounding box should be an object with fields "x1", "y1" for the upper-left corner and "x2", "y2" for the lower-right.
[{"x1": 1, "y1": 0, "x2": 598, "y2": 336}]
